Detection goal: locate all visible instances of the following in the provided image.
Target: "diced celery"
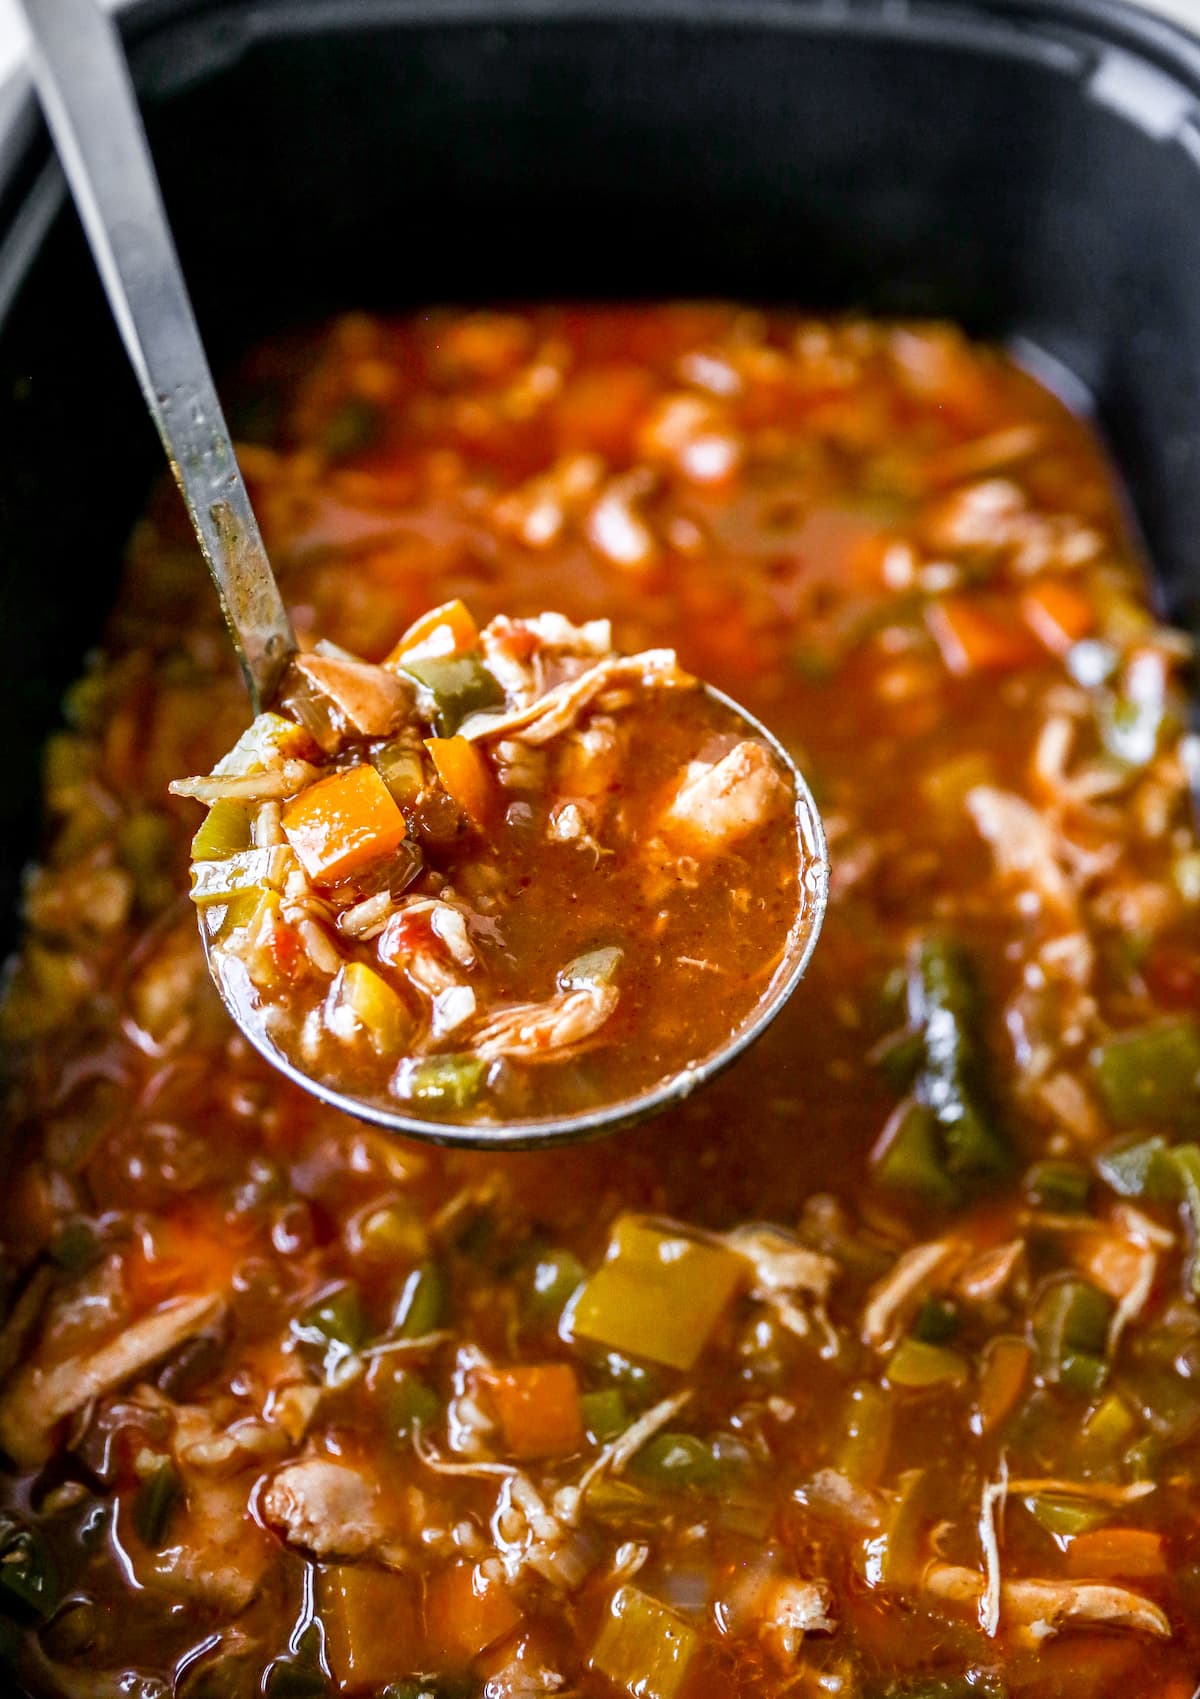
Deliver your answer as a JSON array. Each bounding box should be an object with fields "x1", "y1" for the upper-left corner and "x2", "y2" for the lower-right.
[
  {"x1": 133, "y1": 1460, "x2": 180, "y2": 1547},
  {"x1": 837, "y1": 1383, "x2": 894, "y2": 1488},
  {"x1": 392, "y1": 1054, "x2": 487, "y2": 1111},
  {"x1": 371, "y1": 738, "x2": 426, "y2": 806},
  {"x1": 886, "y1": 1339, "x2": 968, "y2": 1389},
  {"x1": 568, "y1": 1217, "x2": 746, "y2": 1371},
  {"x1": 590, "y1": 1585, "x2": 698, "y2": 1699},
  {"x1": 1022, "y1": 1494, "x2": 1110, "y2": 1537},
  {"x1": 214, "y1": 711, "x2": 315, "y2": 776},
  {"x1": 393, "y1": 1261, "x2": 446, "y2": 1338},
  {"x1": 190, "y1": 798, "x2": 253, "y2": 862},
  {"x1": 1096, "y1": 1135, "x2": 1174, "y2": 1200},
  {"x1": 1024, "y1": 1159, "x2": 1091, "y2": 1213},
  {"x1": 189, "y1": 846, "x2": 292, "y2": 906},
  {"x1": 584, "y1": 1477, "x2": 661, "y2": 1531},
  {"x1": 214, "y1": 886, "x2": 277, "y2": 946},
  {"x1": 1092, "y1": 1018, "x2": 1200, "y2": 1129},
  {"x1": 581, "y1": 1388, "x2": 628, "y2": 1444},
  {"x1": 328, "y1": 963, "x2": 408, "y2": 1055},
  {"x1": 397, "y1": 654, "x2": 504, "y2": 737},
  {"x1": 875, "y1": 1468, "x2": 932, "y2": 1586},
  {"x1": 558, "y1": 947, "x2": 623, "y2": 991},
  {"x1": 871, "y1": 1026, "x2": 925, "y2": 1094},
  {"x1": 118, "y1": 809, "x2": 175, "y2": 915}
]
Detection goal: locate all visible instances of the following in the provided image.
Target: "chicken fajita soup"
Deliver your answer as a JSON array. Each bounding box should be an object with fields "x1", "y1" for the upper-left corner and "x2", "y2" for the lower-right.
[
  {"x1": 1, "y1": 305, "x2": 1198, "y2": 1699},
  {"x1": 171, "y1": 606, "x2": 813, "y2": 1127}
]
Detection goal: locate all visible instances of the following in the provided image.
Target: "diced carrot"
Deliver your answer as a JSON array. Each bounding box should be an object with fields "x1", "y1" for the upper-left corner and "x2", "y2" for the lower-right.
[
  {"x1": 926, "y1": 596, "x2": 1040, "y2": 677},
  {"x1": 974, "y1": 1336, "x2": 1031, "y2": 1436},
  {"x1": 425, "y1": 735, "x2": 495, "y2": 829},
  {"x1": 554, "y1": 364, "x2": 658, "y2": 460},
  {"x1": 282, "y1": 765, "x2": 406, "y2": 886},
  {"x1": 320, "y1": 1564, "x2": 423, "y2": 1691},
  {"x1": 1066, "y1": 1527, "x2": 1168, "y2": 1580},
  {"x1": 386, "y1": 598, "x2": 480, "y2": 668},
  {"x1": 482, "y1": 1364, "x2": 585, "y2": 1459},
  {"x1": 1021, "y1": 579, "x2": 1096, "y2": 655},
  {"x1": 1068, "y1": 1231, "x2": 1152, "y2": 1305},
  {"x1": 424, "y1": 1561, "x2": 523, "y2": 1663}
]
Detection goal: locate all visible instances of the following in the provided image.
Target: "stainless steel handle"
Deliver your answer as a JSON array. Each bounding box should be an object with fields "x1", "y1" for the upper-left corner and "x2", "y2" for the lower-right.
[{"x1": 17, "y1": 0, "x2": 296, "y2": 711}]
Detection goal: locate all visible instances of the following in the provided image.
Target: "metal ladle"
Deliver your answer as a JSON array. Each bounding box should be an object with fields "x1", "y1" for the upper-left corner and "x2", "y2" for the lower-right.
[{"x1": 19, "y1": 0, "x2": 828, "y2": 1147}]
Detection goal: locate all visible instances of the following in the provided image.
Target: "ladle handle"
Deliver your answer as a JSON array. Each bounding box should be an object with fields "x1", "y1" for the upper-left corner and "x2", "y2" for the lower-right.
[{"x1": 18, "y1": 0, "x2": 296, "y2": 711}]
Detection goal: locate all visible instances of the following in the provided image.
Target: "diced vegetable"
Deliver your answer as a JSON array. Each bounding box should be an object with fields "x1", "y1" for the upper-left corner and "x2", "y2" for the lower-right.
[
  {"x1": 628, "y1": 1433, "x2": 724, "y2": 1492},
  {"x1": 396, "y1": 654, "x2": 504, "y2": 737},
  {"x1": 282, "y1": 764, "x2": 407, "y2": 886},
  {"x1": 189, "y1": 845, "x2": 292, "y2": 906},
  {"x1": 326, "y1": 962, "x2": 409, "y2": 1054},
  {"x1": 558, "y1": 947, "x2": 623, "y2": 991},
  {"x1": 581, "y1": 1388, "x2": 629, "y2": 1443},
  {"x1": 425, "y1": 735, "x2": 494, "y2": 827},
  {"x1": 872, "y1": 1100, "x2": 958, "y2": 1208},
  {"x1": 1022, "y1": 1494, "x2": 1110, "y2": 1537},
  {"x1": 590, "y1": 1585, "x2": 698, "y2": 1699},
  {"x1": 370, "y1": 736, "x2": 425, "y2": 806},
  {"x1": 907, "y1": 936, "x2": 1009, "y2": 1180},
  {"x1": 483, "y1": 1364, "x2": 584, "y2": 1458},
  {"x1": 1092, "y1": 1017, "x2": 1200, "y2": 1129},
  {"x1": 926, "y1": 596, "x2": 1038, "y2": 676},
  {"x1": 392, "y1": 1261, "x2": 446, "y2": 1338},
  {"x1": 1096, "y1": 1135, "x2": 1174, "y2": 1199},
  {"x1": 0, "y1": 1523, "x2": 58, "y2": 1619},
  {"x1": 214, "y1": 711, "x2": 317, "y2": 777},
  {"x1": 875, "y1": 1468, "x2": 933, "y2": 1586},
  {"x1": 1024, "y1": 1159, "x2": 1091, "y2": 1213},
  {"x1": 523, "y1": 1248, "x2": 586, "y2": 1321},
  {"x1": 1080, "y1": 1392, "x2": 1136, "y2": 1459},
  {"x1": 1163, "y1": 1143, "x2": 1200, "y2": 1296},
  {"x1": 974, "y1": 1336, "x2": 1031, "y2": 1435},
  {"x1": 1065, "y1": 1527, "x2": 1167, "y2": 1579},
  {"x1": 910, "y1": 1296, "x2": 960, "y2": 1345},
  {"x1": 263, "y1": 1657, "x2": 329, "y2": 1699},
  {"x1": 838, "y1": 1382, "x2": 894, "y2": 1488},
  {"x1": 381, "y1": 1368, "x2": 440, "y2": 1443},
  {"x1": 320, "y1": 1564, "x2": 420, "y2": 1688},
  {"x1": 294, "y1": 1282, "x2": 369, "y2": 1382},
  {"x1": 885, "y1": 1338, "x2": 968, "y2": 1389},
  {"x1": 386, "y1": 599, "x2": 480, "y2": 668},
  {"x1": 1021, "y1": 579, "x2": 1095, "y2": 654},
  {"x1": 392, "y1": 1055, "x2": 487, "y2": 1112},
  {"x1": 117, "y1": 809, "x2": 175, "y2": 915},
  {"x1": 1033, "y1": 1277, "x2": 1113, "y2": 1394},
  {"x1": 424, "y1": 1561, "x2": 523, "y2": 1663},
  {"x1": 132, "y1": 1459, "x2": 181, "y2": 1548},
  {"x1": 569, "y1": 1217, "x2": 747, "y2": 1371}
]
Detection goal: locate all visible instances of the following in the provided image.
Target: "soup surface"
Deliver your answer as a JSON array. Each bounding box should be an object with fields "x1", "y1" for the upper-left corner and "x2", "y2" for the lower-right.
[
  {"x1": 175, "y1": 606, "x2": 809, "y2": 1128},
  {"x1": 1, "y1": 305, "x2": 1199, "y2": 1699}
]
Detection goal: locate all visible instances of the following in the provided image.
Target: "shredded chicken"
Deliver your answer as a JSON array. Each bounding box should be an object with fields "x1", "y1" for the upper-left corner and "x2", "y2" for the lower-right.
[
  {"x1": 168, "y1": 760, "x2": 320, "y2": 804},
  {"x1": 966, "y1": 785, "x2": 1078, "y2": 921},
  {"x1": 924, "y1": 1562, "x2": 1170, "y2": 1639},
  {"x1": 954, "y1": 1240, "x2": 1025, "y2": 1306},
  {"x1": 0, "y1": 1294, "x2": 222, "y2": 1467},
  {"x1": 661, "y1": 741, "x2": 788, "y2": 854},
  {"x1": 756, "y1": 1578, "x2": 836, "y2": 1663},
  {"x1": 458, "y1": 650, "x2": 686, "y2": 746},
  {"x1": 472, "y1": 981, "x2": 619, "y2": 1062},
  {"x1": 978, "y1": 1462, "x2": 1008, "y2": 1637},
  {"x1": 862, "y1": 1239, "x2": 968, "y2": 1351},
  {"x1": 260, "y1": 1458, "x2": 393, "y2": 1559},
  {"x1": 723, "y1": 1224, "x2": 840, "y2": 1355}
]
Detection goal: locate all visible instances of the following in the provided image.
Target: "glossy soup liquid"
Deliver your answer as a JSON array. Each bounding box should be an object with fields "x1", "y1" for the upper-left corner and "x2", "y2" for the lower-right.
[{"x1": 1, "y1": 307, "x2": 1199, "y2": 1699}]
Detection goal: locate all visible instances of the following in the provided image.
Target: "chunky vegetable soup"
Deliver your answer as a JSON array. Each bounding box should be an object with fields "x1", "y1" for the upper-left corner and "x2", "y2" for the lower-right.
[
  {"x1": 1, "y1": 305, "x2": 1199, "y2": 1699},
  {"x1": 172, "y1": 606, "x2": 810, "y2": 1127}
]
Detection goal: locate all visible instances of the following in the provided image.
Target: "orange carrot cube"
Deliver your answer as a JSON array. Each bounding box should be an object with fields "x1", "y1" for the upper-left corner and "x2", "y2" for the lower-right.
[
  {"x1": 282, "y1": 765, "x2": 406, "y2": 886},
  {"x1": 482, "y1": 1364, "x2": 584, "y2": 1459}
]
